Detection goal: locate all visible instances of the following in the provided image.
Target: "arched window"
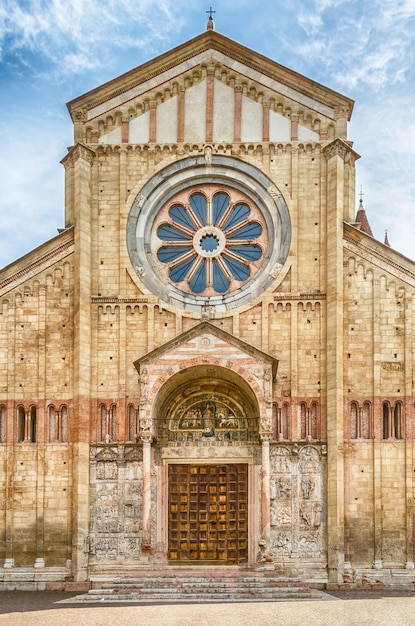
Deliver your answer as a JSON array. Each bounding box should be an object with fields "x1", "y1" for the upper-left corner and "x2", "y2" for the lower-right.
[
  {"x1": 48, "y1": 405, "x2": 68, "y2": 442},
  {"x1": 61, "y1": 405, "x2": 68, "y2": 442},
  {"x1": 362, "y1": 402, "x2": 371, "y2": 439},
  {"x1": 100, "y1": 404, "x2": 108, "y2": 442},
  {"x1": 350, "y1": 401, "x2": 371, "y2": 439},
  {"x1": 383, "y1": 401, "x2": 390, "y2": 440},
  {"x1": 300, "y1": 402, "x2": 307, "y2": 440},
  {"x1": 128, "y1": 404, "x2": 138, "y2": 441},
  {"x1": 394, "y1": 402, "x2": 402, "y2": 440},
  {"x1": 383, "y1": 401, "x2": 403, "y2": 439},
  {"x1": 30, "y1": 406, "x2": 37, "y2": 443},
  {"x1": 49, "y1": 405, "x2": 57, "y2": 442},
  {"x1": 100, "y1": 403, "x2": 117, "y2": 442},
  {"x1": 110, "y1": 404, "x2": 117, "y2": 442},
  {"x1": 275, "y1": 402, "x2": 289, "y2": 440},
  {"x1": 0, "y1": 405, "x2": 6, "y2": 443},
  {"x1": 310, "y1": 402, "x2": 318, "y2": 440},
  {"x1": 300, "y1": 402, "x2": 319, "y2": 440},
  {"x1": 17, "y1": 406, "x2": 26, "y2": 443},
  {"x1": 350, "y1": 402, "x2": 358, "y2": 439}
]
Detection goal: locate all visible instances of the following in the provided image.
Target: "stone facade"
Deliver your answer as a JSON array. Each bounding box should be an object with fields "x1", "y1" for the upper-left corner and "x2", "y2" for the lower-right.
[{"x1": 1, "y1": 27, "x2": 415, "y2": 589}]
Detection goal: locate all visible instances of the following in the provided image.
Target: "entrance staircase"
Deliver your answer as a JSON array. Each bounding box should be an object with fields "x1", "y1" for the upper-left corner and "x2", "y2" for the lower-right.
[{"x1": 67, "y1": 568, "x2": 324, "y2": 603}]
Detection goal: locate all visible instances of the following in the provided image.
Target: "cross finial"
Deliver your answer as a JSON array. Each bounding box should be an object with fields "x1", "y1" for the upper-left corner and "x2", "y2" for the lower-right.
[
  {"x1": 206, "y1": 6, "x2": 216, "y2": 30},
  {"x1": 359, "y1": 185, "x2": 364, "y2": 202}
]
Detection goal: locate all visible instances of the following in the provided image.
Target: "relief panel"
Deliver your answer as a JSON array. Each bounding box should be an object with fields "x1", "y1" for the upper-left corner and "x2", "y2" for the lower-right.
[
  {"x1": 89, "y1": 445, "x2": 144, "y2": 563},
  {"x1": 269, "y1": 444, "x2": 326, "y2": 561}
]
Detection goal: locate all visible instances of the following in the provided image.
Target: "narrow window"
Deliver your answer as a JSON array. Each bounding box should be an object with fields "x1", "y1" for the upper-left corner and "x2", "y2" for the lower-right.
[
  {"x1": 18, "y1": 406, "x2": 25, "y2": 443},
  {"x1": 61, "y1": 405, "x2": 68, "y2": 442},
  {"x1": 300, "y1": 402, "x2": 307, "y2": 439},
  {"x1": 362, "y1": 402, "x2": 371, "y2": 439},
  {"x1": 383, "y1": 401, "x2": 390, "y2": 439},
  {"x1": 110, "y1": 404, "x2": 117, "y2": 442},
  {"x1": 0, "y1": 405, "x2": 6, "y2": 443},
  {"x1": 350, "y1": 402, "x2": 358, "y2": 439},
  {"x1": 128, "y1": 404, "x2": 137, "y2": 441},
  {"x1": 281, "y1": 402, "x2": 289, "y2": 440},
  {"x1": 49, "y1": 405, "x2": 57, "y2": 442},
  {"x1": 100, "y1": 404, "x2": 108, "y2": 442},
  {"x1": 394, "y1": 402, "x2": 402, "y2": 439},
  {"x1": 30, "y1": 406, "x2": 36, "y2": 443},
  {"x1": 310, "y1": 402, "x2": 318, "y2": 439}
]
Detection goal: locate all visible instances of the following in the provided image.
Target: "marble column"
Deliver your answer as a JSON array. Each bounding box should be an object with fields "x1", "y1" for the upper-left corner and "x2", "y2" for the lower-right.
[
  {"x1": 141, "y1": 434, "x2": 153, "y2": 548},
  {"x1": 260, "y1": 433, "x2": 272, "y2": 543}
]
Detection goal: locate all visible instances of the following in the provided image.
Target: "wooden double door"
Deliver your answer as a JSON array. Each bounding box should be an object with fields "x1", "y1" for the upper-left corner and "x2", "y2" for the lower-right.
[{"x1": 168, "y1": 464, "x2": 248, "y2": 564}]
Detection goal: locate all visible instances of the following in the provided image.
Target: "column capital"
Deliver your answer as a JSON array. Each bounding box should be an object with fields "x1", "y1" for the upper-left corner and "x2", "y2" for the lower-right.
[
  {"x1": 323, "y1": 138, "x2": 360, "y2": 163},
  {"x1": 139, "y1": 432, "x2": 153, "y2": 444},
  {"x1": 60, "y1": 143, "x2": 96, "y2": 169}
]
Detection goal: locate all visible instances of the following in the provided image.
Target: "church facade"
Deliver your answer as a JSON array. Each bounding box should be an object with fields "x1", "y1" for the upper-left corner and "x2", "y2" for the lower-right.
[{"x1": 1, "y1": 23, "x2": 415, "y2": 589}]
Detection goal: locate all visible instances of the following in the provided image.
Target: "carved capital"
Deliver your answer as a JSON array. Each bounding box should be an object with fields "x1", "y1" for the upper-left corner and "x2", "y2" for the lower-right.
[
  {"x1": 61, "y1": 143, "x2": 96, "y2": 168},
  {"x1": 323, "y1": 138, "x2": 360, "y2": 163},
  {"x1": 140, "y1": 432, "x2": 153, "y2": 444},
  {"x1": 72, "y1": 108, "x2": 87, "y2": 123}
]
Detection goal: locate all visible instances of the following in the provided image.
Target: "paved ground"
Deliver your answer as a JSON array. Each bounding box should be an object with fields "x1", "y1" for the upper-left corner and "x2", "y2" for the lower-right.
[{"x1": 1, "y1": 591, "x2": 415, "y2": 625}]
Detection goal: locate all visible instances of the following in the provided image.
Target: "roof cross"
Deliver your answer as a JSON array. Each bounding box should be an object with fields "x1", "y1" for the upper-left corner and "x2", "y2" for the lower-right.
[{"x1": 206, "y1": 6, "x2": 216, "y2": 19}]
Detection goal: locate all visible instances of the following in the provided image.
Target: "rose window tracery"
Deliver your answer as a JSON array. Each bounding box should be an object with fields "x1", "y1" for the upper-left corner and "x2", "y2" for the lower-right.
[{"x1": 154, "y1": 186, "x2": 266, "y2": 296}]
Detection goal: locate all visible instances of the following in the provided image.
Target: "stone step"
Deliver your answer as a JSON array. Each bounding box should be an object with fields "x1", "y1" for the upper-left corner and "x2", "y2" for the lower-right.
[
  {"x1": 62, "y1": 571, "x2": 324, "y2": 604},
  {"x1": 97, "y1": 577, "x2": 302, "y2": 589},
  {"x1": 72, "y1": 590, "x2": 320, "y2": 603}
]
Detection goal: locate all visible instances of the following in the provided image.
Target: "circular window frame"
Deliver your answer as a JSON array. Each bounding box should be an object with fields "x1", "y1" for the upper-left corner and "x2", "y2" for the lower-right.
[{"x1": 126, "y1": 155, "x2": 291, "y2": 313}]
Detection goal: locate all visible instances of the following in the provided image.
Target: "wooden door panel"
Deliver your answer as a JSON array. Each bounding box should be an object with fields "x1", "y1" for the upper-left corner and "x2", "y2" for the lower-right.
[{"x1": 168, "y1": 464, "x2": 248, "y2": 564}]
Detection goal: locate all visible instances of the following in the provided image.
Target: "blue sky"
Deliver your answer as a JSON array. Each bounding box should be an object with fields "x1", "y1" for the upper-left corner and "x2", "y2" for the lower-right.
[{"x1": 1, "y1": 0, "x2": 415, "y2": 268}]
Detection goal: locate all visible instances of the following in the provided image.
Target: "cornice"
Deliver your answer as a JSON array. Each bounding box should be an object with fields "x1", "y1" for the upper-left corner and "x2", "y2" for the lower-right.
[
  {"x1": 67, "y1": 31, "x2": 354, "y2": 123},
  {"x1": 91, "y1": 296, "x2": 148, "y2": 304}
]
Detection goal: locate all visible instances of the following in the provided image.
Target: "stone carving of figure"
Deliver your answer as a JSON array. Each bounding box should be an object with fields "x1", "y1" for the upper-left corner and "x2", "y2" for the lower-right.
[
  {"x1": 272, "y1": 448, "x2": 291, "y2": 473},
  {"x1": 301, "y1": 476, "x2": 314, "y2": 499},
  {"x1": 271, "y1": 477, "x2": 291, "y2": 500},
  {"x1": 299, "y1": 447, "x2": 319, "y2": 473}
]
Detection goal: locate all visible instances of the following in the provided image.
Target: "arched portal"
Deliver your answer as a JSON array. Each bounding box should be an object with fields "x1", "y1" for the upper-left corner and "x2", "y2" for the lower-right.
[
  {"x1": 153, "y1": 366, "x2": 261, "y2": 565},
  {"x1": 153, "y1": 365, "x2": 260, "y2": 444}
]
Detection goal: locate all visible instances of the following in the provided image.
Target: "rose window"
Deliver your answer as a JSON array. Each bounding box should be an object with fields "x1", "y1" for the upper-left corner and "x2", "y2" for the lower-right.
[{"x1": 154, "y1": 186, "x2": 266, "y2": 296}]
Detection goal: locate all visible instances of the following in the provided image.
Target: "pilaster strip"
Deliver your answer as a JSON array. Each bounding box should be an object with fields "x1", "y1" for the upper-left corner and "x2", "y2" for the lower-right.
[{"x1": 206, "y1": 69, "x2": 215, "y2": 143}]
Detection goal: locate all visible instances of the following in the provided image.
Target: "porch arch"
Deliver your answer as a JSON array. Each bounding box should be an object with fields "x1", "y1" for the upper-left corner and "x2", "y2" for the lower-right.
[{"x1": 152, "y1": 364, "x2": 260, "y2": 444}]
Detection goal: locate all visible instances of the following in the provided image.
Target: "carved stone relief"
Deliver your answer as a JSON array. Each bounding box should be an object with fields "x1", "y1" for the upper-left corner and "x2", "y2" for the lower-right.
[
  {"x1": 269, "y1": 444, "x2": 326, "y2": 560},
  {"x1": 89, "y1": 445, "x2": 145, "y2": 563}
]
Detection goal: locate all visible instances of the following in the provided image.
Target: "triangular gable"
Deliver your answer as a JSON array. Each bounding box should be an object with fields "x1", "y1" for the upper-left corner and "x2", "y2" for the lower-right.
[
  {"x1": 68, "y1": 30, "x2": 352, "y2": 120},
  {"x1": 67, "y1": 30, "x2": 353, "y2": 146},
  {"x1": 134, "y1": 320, "x2": 278, "y2": 379}
]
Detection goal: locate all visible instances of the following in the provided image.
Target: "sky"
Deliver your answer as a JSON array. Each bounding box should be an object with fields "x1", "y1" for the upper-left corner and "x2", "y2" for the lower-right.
[{"x1": 1, "y1": 0, "x2": 415, "y2": 269}]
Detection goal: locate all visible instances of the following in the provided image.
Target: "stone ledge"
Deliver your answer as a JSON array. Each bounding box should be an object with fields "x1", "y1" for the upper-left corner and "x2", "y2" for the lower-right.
[{"x1": 0, "y1": 567, "x2": 71, "y2": 584}]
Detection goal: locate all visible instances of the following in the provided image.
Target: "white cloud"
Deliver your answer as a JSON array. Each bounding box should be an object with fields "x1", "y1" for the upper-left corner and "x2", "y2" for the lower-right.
[
  {"x1": 293, "y1": 0, "x2": 415, "y2": 92},
  {"x1": 0, "y1": 0, "x2": 190, "y2": 78}
]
